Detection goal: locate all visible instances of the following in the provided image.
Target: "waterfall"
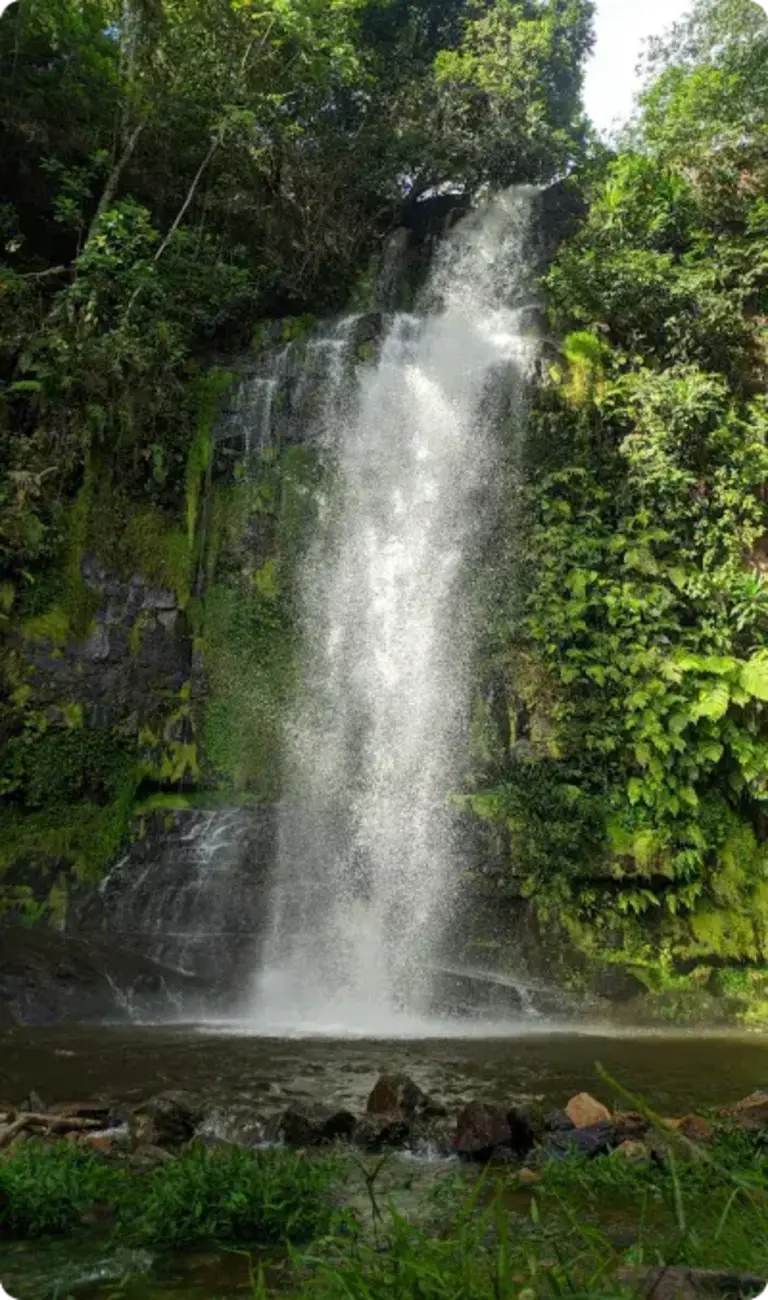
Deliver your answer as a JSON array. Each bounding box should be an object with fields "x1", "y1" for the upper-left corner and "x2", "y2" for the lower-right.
[{"x1": 249, "y1": 189, "x2": 538, "y2": 1034}]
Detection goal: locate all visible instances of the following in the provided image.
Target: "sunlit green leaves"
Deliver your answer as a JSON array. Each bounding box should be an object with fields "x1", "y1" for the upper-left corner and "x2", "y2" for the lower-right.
[
  {"x1": 740, "y1": 655, "x2": 768, "y2": 702},
  {"x1": 512, "y1": 0, "x2": 768, "y2": 965}
]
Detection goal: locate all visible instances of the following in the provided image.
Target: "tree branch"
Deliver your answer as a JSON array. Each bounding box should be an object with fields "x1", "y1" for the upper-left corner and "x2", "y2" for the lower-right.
[
  {"x1": 153, "y1": 134, "x2": 220, "y2": 264},
  {"x1": 85, "y1": 115, "x2": 148, "y2": 247}
]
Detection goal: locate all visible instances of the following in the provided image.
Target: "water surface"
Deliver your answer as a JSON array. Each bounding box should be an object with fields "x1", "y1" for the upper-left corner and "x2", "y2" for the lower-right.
[{"x1": 2, "y1": 1022, "x2": 767, "y2": 1114}]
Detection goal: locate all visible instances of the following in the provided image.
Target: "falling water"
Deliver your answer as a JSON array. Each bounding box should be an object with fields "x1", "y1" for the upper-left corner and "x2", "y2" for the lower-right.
[{"x1": 250, "y1": 189, "x2": 538, "y2": 1034}]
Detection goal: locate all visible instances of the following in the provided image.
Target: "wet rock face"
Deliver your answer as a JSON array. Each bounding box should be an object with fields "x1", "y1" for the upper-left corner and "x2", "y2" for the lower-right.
[
  {"x1": 70, "y1": 806, "x2": 275, "y2": 991},
  {"x1": 0, "y1": 929, "x2": 203, "y2": 1028},
  {"x1": 22, "y1": 557, "x2": 193, "y2": 731}
]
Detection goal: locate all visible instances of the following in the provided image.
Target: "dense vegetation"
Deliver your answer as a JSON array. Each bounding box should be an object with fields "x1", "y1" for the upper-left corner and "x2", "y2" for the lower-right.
[
  {"x1": 4, "y1": 1123, "x2": 768, "y2": 1297},
  {"x1": 2, "y1": 0, "x2": 768, "y2": 1014},
  {"x1": 468, "y1": 0, "x2": 768, "y2": 1013},
  {"x1": 0, "y1": 0, "x2": 593, "y2": 917}
]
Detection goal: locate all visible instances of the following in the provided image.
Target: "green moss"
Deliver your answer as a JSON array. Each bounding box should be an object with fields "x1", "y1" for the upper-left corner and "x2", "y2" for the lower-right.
[
  {"x1": 200, "y1": 582, "x2": 294, "y2": 795},
  {"x1": 278, "y1": 313, "x2": 316, "y2": 343},
  {"x1": 62, "y1": 462, "x2": 100, "y2": 635},
  {"x1": 22, "y1": 606, "x2": 71, "y2": 645},
  {"x1": 61, "y1": 701, "x2": 83, "y2": 729},
  {"x1": 46, "y1": 876, "x2": 68, "y2": 929},
  {"x1": 605, "y1": 815, "x2": 672, "y2": 877},
  {"x1": 137, "y1": 698, "x2": 200, "y2": 788},
  {"x1": 122, "y1": 508, "x2": 192, "y2": 605},
  {"x1": 0, "y1": 718, "x2": 142, "y2": 922},
  {"x1": 0, "y1": 779, "x2": 138, "y2": 923},
  {"x1": 19, "y1": 463, "x2": 100, "y2": 647},
  {"x1": 186, "y1": 368, "x2": 234, "y2": 548},
  {"x1": 469, "y1": 694, "x2": 505, "y2": 769},
  {"x1": 132, "y1": 792, "x2": 194, "y2": 814},
  {"x1": 0, "y1": 579, "x2": 15, "y2": 615},
  {"x1": 689, "y1": 906, "x2": 759, "y2": 961},
  {"x1": 195, "y1": 442, "x2": 321, "y2": 795},
  {"x1": 738, "y1": 999, "x2": 768, "y2": 1026}
]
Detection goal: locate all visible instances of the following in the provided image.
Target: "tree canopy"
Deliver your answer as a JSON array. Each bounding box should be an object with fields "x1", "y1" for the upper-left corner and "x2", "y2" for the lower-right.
[{"x1": 0, "y1": 0, "x2": 593, "y2": 591}]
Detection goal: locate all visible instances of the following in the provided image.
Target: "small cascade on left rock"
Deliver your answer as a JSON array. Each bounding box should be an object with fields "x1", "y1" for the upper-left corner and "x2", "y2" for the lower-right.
[{"x1": 73, "y1": 807, "x2": 275, "y2": 998}]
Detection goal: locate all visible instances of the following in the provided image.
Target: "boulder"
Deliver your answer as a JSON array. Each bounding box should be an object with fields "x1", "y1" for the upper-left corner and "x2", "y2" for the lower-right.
[
  {"x1": 132, "y1": 1092, "x2": 203, "y2": 1148},
  {"x1": 354, "y1": 1113, "x2": 411, "y2": 1152},
  {"x1": 193, "y1": 1108, "x2": 265, "y2": 1149},
  {"x1": 667, "y1": 1114, "x2": 714, "y2": 1145},
  {"x1": 647, "y1": 1126, "x2": 707, "y2": 1164},
  {"x1": 617, "y1": 1267, "x2": 768, "y2": 1300},
  {"x1": 718, "y1": 1090, "x2": 768, "y2": 1131},
  {"x1": 612, "y1": 1139, "x2": 650, "y2": 1163},
  {"x1": 276, "y1": 1103, "x2": 356, "y2": 1147},
  {"x1": 565, "y1": 1092, "x2": 612, "y2": 1129},
  {"x1": 544, "y1": 1109, "x2": 576, "y2": 1134},
  {"x1": 541, "y1": 1121, "x2": 616, "y2": 1162},
  {"x1": 79, "y1": 1127, "x2": 130, "y2": 1155},
  {"x1": 454, "y1": 1101, "x2": 511, "y2": 1159},
  {"x1": 454, "y1": 1101, "x2": 535, "y2": 1162},
  {"x1": 366, "y1": 1074, "x2": 428, "y2": 1119},
  {"x1": 613, "y1": 1111, "x2": 650, "y2": 1142}
]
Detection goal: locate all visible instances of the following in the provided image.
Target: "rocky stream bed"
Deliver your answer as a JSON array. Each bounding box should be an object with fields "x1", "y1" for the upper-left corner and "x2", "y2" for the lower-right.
[{"x1": 3, "y1": 1072, "x2": 768, "y2": 1300}]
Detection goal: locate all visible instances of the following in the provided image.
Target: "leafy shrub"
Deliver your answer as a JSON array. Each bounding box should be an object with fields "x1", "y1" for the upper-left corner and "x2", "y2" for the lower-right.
[
  {"x1": 0, "y1": 1143, "x2": 125, "y2": 1239},
  {"x1": 123, "y1": 1146, "x2": 350, "y2": 1248}
]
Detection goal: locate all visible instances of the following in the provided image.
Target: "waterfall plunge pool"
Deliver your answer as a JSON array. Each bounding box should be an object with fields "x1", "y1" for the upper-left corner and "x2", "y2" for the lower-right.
[{"x1": 3, "y1": 1022, "x2": 768, "y2": 1117}]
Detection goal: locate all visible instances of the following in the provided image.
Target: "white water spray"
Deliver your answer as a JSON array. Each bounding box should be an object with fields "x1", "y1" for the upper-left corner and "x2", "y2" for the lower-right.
[{"x1": 250, "y1": 190, "x2": 537, "y2": 1034}]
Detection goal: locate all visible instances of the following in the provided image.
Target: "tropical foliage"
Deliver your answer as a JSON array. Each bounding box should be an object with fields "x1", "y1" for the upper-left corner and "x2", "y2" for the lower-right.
[
  {"x1": 0, "y1": 0, "x2": 593, "y2": 913},
  {"x1": 471, "y1": 0, "x2": 768, "y2": 982}
]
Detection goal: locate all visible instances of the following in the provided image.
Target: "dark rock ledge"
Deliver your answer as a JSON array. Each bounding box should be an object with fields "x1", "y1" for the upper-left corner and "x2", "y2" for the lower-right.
[{"x1": 0, "y1": 928, "x2": 204, "y2": 1029}]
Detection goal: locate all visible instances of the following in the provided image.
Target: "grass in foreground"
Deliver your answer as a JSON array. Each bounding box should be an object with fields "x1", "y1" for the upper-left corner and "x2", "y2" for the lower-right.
[
  {"x1": 0, "y1": 1144, "x2": 348, "y2": 1248},
  {"x1": 3, "y1": 1123, "x2": 768, "y2": 1299},
  {"x1": 124, "y1": 1146, "x2": 350, "y2": 1248},
  {"x1": 277, "y1": 1131, "x2": 768, "y2": 1299}
]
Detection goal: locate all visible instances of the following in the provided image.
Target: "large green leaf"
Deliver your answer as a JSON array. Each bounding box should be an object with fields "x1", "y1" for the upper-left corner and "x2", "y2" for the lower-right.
[
  {"x1": 740, "y1": 657, "x2": 768, "y2": 702},
  {"x1": 690, "y1": 682, "x2": 731, "y2": 721}
]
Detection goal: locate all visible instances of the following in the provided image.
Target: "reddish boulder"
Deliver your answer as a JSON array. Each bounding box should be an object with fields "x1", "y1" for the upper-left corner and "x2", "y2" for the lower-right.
[{"x1": 565, "y1": 1092, "x2": 611, "y2": 1129}]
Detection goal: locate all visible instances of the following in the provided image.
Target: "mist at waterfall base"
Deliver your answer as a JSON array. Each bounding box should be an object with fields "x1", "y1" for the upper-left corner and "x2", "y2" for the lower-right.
[{"x1": 229, "y1": 190, "x2": 539, "y2": 1039}]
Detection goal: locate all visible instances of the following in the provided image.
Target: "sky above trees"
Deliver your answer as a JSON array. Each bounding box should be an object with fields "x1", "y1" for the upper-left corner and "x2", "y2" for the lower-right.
[{"x1": 584, "y1": 0, "x2": 693, "y2": 134}]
